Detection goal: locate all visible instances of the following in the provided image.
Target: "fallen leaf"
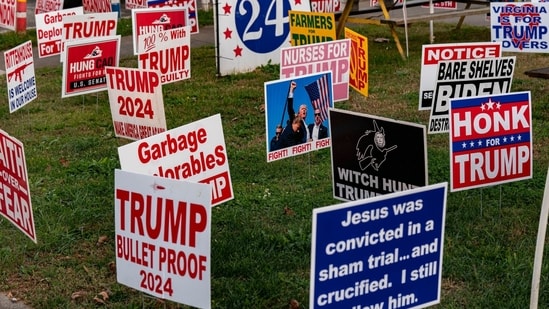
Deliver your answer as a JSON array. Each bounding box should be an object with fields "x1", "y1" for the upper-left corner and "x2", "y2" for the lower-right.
[
  {"x1": 108, "y1": 261, "x2": 116, "y2": 273},
  {"x1": 59, "y1": 158, "x2": 69, "y2": 167},
  {"x1": 97, "y1": 235, "x2": 108, "y2": 246},
  {"x1": 93, "y1": 296, "x2": 105, "y2": 305},
  {"x1": 284, "y1": 206, "x2": 295, "y2": 216},
  {"x1": 71, "y1": 291, "x2": 86, "y2": 301},
  {"x1": 259, "y1": 104, "x2": 265, "y2": 112},
  {"x1": 289, "y1": 299, "x2": 300, "y2": 309},
  {"x1": 98, "y1": 290, "x2": 109, "y2": 301}
]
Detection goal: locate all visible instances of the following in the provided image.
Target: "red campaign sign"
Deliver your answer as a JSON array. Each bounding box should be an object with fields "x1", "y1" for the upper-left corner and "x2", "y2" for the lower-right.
[
  {"x1": 132, "y1": 7, "x2": 188, "y2": 55},
  {"x1": 147, "y1": 0, "x2": 199, "y2": 33},
  {"x1": 82, "y1": 0, "x2": 112, "y2": 13},
  {"x1": 449, "y1": 92, "x2": 532, "y2": 192},
  {"x1": 0, "y1": 130, "x2": 36, "y2": 243},
  {"x1": 62, "y1": 36, "x2": 120, "y2": 98},
  {"x1": 0, "y1": 0, "x2": 16, "y2": 30}
]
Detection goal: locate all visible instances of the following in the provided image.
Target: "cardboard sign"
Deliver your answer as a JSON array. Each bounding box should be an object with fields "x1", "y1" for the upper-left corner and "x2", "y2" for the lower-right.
[
  {"x1": 289, "y1": 10, "x2": 336, "y2": 46},
  {"x1": 428, "y1": 56, "x2": 515, "y2": 134},
  {"x1": 82, "y1": 0, "x2": 112, "y2": 13},
  {"x1": 4, "y1": 41, "x2": 38, "y2": 113},
  {"x1": 117, "y1": 114, "x2": 234, "y2": 206},
  {"x1": 490, "y1": 2, "x2": 549, "y2": 53},
  {"x1": 0, "y1": 0, "x2": 16, "y2": 30},
  {"x1": 61, "y1": 12, "x2": 118, "y2": 61},
  {"x1": 421, "y1": 1, "x2": 457, "y2": 10},
  {"x1": 0, "y1": 129, "x2": 36, "y2": 243},
  {"x1": 345, "y1": 27, "x2": 368, "y2": 97},
  {"x1": 147, "y1": 0, "x2": 199, "y2": 34},
  {"x1": 265, "y1": 72, "x2": 334, "y2": 162},
  {"x1": 35, "y1": 0, "x2": 64, "y2": 14},
  {"x1": 280, "y1": 39, "x2": 350, "y2": 102},
  {"x1": 419, "y1": 42, "x2": 502, "y2": 111},
  {"x1": 310, "y1": 0, "x2": 343, "y2": 13},
  {"x1": 138, "y1": 27, "x2": 191, "y2": 84},
  {"x1": 35, "y1": 7, "x2": 84, "y2": 58},
  {"x1": 330, "y1": 109, "x2": 428, "y2": 201},
  {"x1": 126, "y1": 0, "x2": 146, "y2": 9},
  {"x1": 449, "y1": 91, "x2": 532, "y2": 191},
  {"x1": 105, "y1": 66, "x2": 167, "y2": 140},
  {"x1": 132, "y1": 7, "x2": 189, "y2": 55},
  {"x1": 62, "y1": 35, "x2": 121, "y2": 98},
  {"x1": 213, "y1": 0, "x2": 310, "y2": 76},
  {"x1": 311, "y1": 183, "x2": 447, "y2": 309},
  {"x1": 114, "y1": 169, "x2": 211, "y2": 307}
]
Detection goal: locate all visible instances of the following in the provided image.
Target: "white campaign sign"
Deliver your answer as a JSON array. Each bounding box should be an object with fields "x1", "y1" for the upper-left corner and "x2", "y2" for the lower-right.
[{"x1": 115, "y1": 169, "x2": 211, "y2": 308}]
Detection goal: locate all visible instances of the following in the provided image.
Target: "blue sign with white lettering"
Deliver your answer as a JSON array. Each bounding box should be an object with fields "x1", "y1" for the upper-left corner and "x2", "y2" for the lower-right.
[{"x1": 310, "y1": 183, "x2": 447, "y2": 309}]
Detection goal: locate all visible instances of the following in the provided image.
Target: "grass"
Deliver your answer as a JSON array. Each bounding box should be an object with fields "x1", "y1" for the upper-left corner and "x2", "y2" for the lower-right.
[{"x1": 1, "y1": 11, "x2": 549, "y2": 309}]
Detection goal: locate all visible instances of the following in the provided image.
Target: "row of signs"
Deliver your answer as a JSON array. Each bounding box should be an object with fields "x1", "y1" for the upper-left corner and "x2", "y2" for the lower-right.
[{"x1": 0, "y1": 2, "x2": 541, "y2": 309}]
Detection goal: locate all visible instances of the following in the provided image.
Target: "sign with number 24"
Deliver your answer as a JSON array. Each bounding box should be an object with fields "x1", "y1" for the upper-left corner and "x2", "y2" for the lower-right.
[{"x1": 214, "y1": 0, "x2": 310, "y2": 76}]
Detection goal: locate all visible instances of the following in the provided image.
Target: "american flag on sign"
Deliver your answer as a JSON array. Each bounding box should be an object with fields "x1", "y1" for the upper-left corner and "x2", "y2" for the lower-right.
[{"x1": 305, "y1": 74, "x2": 331, "y2": 122}]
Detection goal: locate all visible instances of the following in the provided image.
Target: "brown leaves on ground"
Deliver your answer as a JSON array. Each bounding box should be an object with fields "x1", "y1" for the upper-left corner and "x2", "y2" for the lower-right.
[
  {"x1": 96, "y1": 235, "x2": 108, "y2": 246},
  {"x1": 6, "y1": 291, "x2": 19, "y2": 303},
  {"x1": 283, "y1": 206, "x2": 295, "y2": 216},
  {"x1": 289, "y1": 298, "x2": 300, "y2": 309}
]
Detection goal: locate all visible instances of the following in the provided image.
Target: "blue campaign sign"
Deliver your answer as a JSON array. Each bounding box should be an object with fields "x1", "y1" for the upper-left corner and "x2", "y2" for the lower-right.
[{"x1": 310, "y1": 182, "x2": 447, "y2": 309}]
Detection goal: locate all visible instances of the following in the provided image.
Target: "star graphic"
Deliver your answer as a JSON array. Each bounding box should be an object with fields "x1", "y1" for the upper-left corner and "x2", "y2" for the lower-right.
[
  {"x1": 517, "y1": 135, "x2": 522, "y2": 141},
  {"x1": 477, "y1": 140, "x2": 482, "y2": 146},
  {"x1": 223, "y1": 3, "x2": 232, "y2": 14},
  {"x1": 234, "y1": 45, "x2": 243, "y2": 57},
  {"x1": 470, "y1": 141, "x2": 475, "y2": 148},
  {"x1": 503, "y1": 136, "x2": 508, "y2": 143},
  {"x1": 480, "y1": 104, "x2": 486, "y2": 111},
  {"x1": 223, "y1": 27, "x2": 232, "y2": 39},
  {"x1": 295, "y1": 0, "x2": 302, "y2": 4},
  {"x1": 462, "y1": 142, "x2": 467, "y2": 149},
  {"x1": 510, "y1": 135, "x2": 515, "y2": 142},
  {"x1": 485, "y1": 98, "x2": 495, "y2": 110},
  {"x1": 496, "y1": 102, "x2": 501, "y2": 109}
]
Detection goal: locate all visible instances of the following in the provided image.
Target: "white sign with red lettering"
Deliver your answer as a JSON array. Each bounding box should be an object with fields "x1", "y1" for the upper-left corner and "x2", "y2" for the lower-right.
[
  {"x1": 35, "y1": 7, "x2": 84, "y2": 58},
  {"x1": 132, "y1": 7, "x2": 189, "y2": 55},
  {"x1": 61, "y1": 12, "x2": 118, "y2": 62},
  {"x1": 0, "y1": 129, "x2": 36, "y2": 243},
  {"x1": 4, "y1": 40, "x2": 37, "y2": 113},
  {"x1": 280, "y1": 39, "x2": 350, "y2": 102},
  {"x1": 419, "y1": 42, "x2": 502, "y2": 111},
  {"x1": 35, "y1": 0, "x2": 64, "y2": 14},
  {"x1": 0, "y1": 0, "x2": 16, "y2": 30},
  {"x1": 105, "y1": 66, "x2": 167, "y2": 140},
  {"x1": 138, "y1": 27, "x2": 191, "y2": 84},
  {"x1": 115, "y1": 169, "x2": 211, "y2": 307},
  {"x1": 117, "y1": 114, "x2": 234, "y2": 207}
]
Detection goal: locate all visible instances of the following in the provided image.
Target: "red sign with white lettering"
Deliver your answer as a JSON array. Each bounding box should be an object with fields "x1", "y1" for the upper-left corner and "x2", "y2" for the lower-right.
[
  {"x1": 449, "y1": 91, "x2": 532, "y2": 191},
  {"x1": 0, "y1": 129, "x2": 36, "y2": 243},
  {"x1": 62, "y1": 36, "x2": 121, "y2": 98}
]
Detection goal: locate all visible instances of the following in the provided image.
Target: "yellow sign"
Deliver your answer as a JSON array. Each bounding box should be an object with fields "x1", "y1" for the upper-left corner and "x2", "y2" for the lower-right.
[
  {"x1": 345, "y1": 27, "x2": 368, "y2": 96},
  {"x1": 289, "y1": 10, "x2": 336, "y2": 46}
]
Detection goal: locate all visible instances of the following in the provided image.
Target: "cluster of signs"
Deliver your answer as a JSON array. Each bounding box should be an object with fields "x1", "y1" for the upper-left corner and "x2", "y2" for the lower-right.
[{"x1": 0, "y1": 0, "x2": 545, "y2": 308}]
